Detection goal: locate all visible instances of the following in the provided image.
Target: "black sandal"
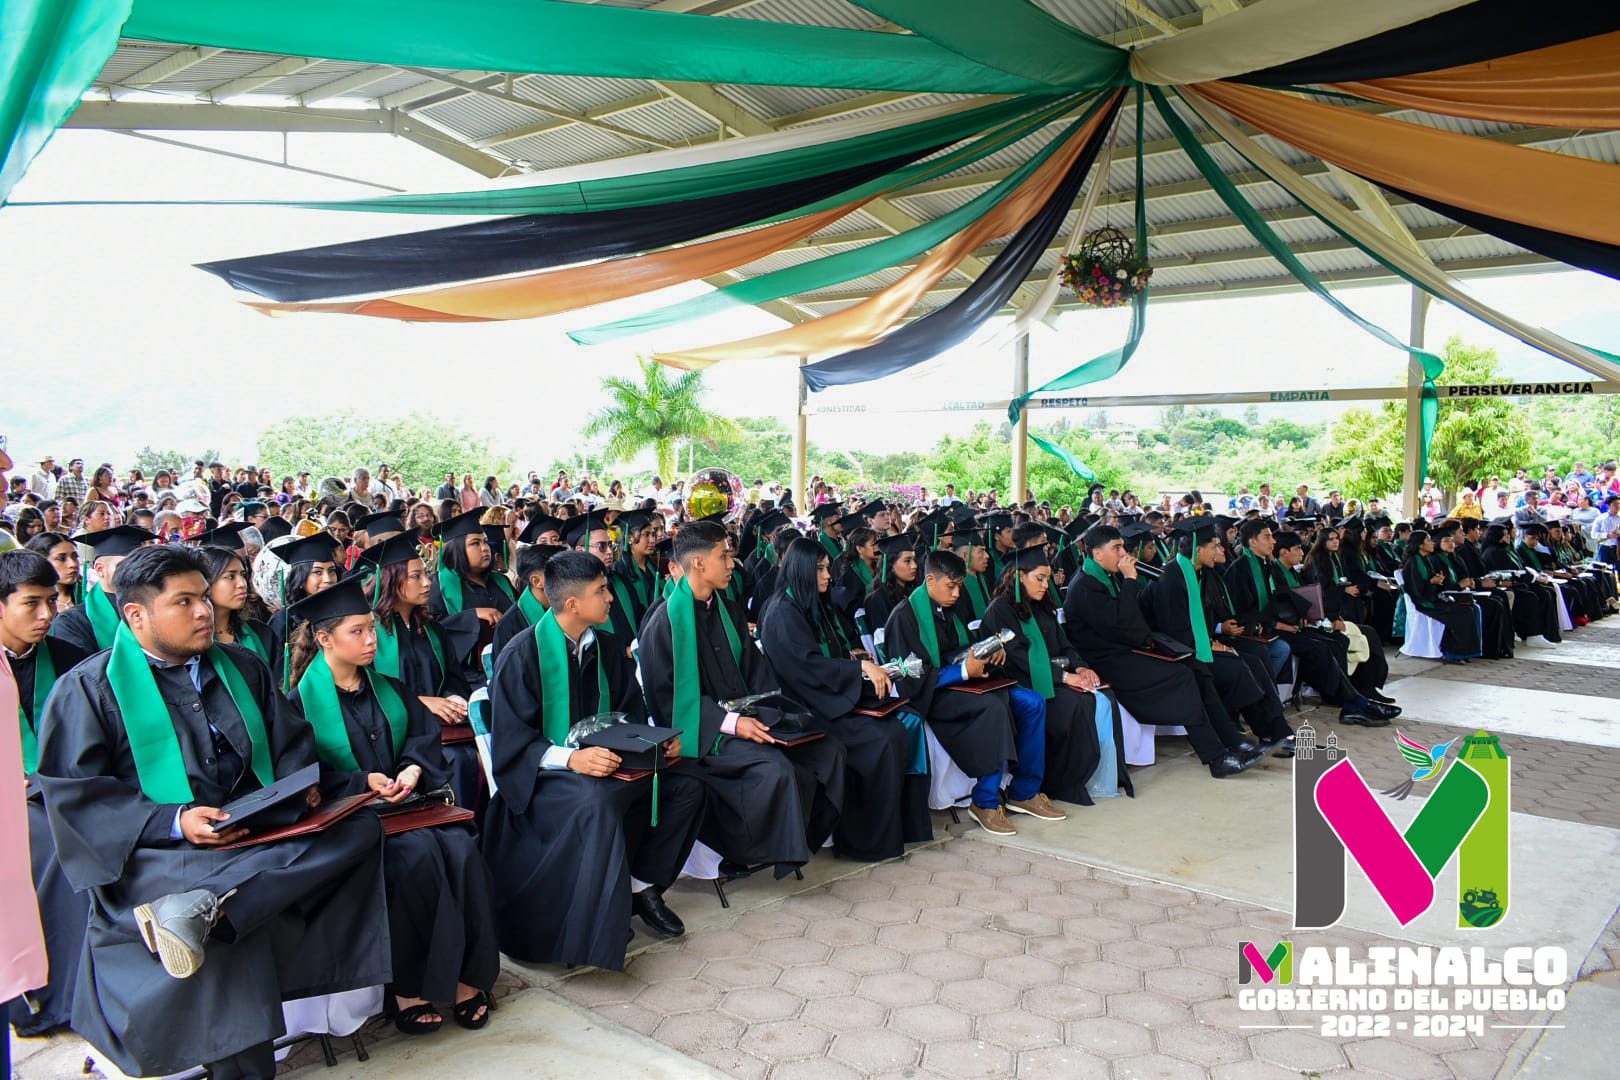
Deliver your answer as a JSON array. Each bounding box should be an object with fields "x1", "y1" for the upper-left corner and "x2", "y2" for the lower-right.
[
  {"x1": 394, "y1": 1002, "x2": 443, "y2": 1036},
  {"x1": 453, "y1": 990, "x2": 492, "y2": 1031}
]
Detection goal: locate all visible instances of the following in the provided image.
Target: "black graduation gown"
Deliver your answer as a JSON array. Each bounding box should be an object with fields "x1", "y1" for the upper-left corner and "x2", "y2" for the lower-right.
[
  {"x1": 759, "y1": 594, "x2": 927, "y2": 860},
  {"x1": 481, "y1": 626, "x2": 704, "y2": 971},
  {"x1": 832, "y1": 561, "x2": 878, "y2": 623},
  {"x1": 748, "y1": 565, "x2": 780, "y2": 623},
  {"x1": 1149, "y1": 566, "x2": 1291, "y2": 743},
  {"x1": 428, "y1": 572, "x2": 514, "y2": 691},
  {"x1": 47, "y1": 598, "x2": 107, "y2": 656},
  {"x1": 639, "y1": 596, "x2": 846, "y2": 873},
  {"x1": 881, "y1": 595, "x2": 1014, "y2": 779},
  {"x1": 289, "y1": 675, "x2": 497, "y2": 1002},
  {"x1": 1519, "y1": 544, "x2": 1596, "y2": 622},
  {"x1": 1481, "y1": 544, "x2": 1561, "y2": 641},
  {"x1": 1342, "y1": 546, "x2": 1400, "y2": 642},
  {"x1": 491, "y1": 597, "x2": 538, "y2": 666},
  {"x1": 981, "y1": 597, "x2": 1131, "y2": 805},
  {"x1": 607, "y1": 557, "x2": 660, "y2": 641},
  {"x1": 9, "y1": 636, "x2": 92, "y2": 1036},
  {"x1": 862, "y1": 585, "x2": 906, "y2": 659},
  {"x1": 1223, "y1": 555, "x2": 1357, "y2": 705},
  {"x1": 382, "y1": 611, "x2": 481, "y2": 808},
  {"x1": 1437, "y1": 554, "x2": 1514, "y2": 658},
  {"x1": 1299, "y1": 565, "x2": 1390, "y2": 695},
  {"x1": 36, "y1": 647, "x2": 390, "y2": 1076},
  {"x1": 1402, "y1": 555, "x2": 1485, "y2": 658}
]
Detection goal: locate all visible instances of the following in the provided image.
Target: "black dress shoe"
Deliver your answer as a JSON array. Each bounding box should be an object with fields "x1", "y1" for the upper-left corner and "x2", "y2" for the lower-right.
[
  {"x1": 1209, "y1": 753, "x2": 1257, "y2": 778},
  {"x1": 1339, "y1": 707, "x2": 1391, "y2": 728},
  {"x1": 1369, "y1": 690, "x2": 1398, "y2": 705},
  {"x1": 1370, "y1": 700, "x2": 1402, "y2": 719},
  {"x1": 1234, "y1": 739, "x2": 1260, "y2": 756},
  {"x1": 632, "y1": 887, "x2": 686, "y2": 938}
]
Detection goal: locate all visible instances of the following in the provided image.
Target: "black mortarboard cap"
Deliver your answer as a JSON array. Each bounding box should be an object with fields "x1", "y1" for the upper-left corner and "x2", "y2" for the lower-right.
[
  {"x1": 189, "y1": 521, "x2": 252, "y2": 551},
  {"x1": 877, "y1": 532, "x2": 917, "y2": 559},
  {"x1": 361, "y1": 531, "x2": 425, "y2": 572},
  {"x1": 616, "y1": 509, "x2": 656, "y2": 538},
  {"x1": 482, "y1": 524, "x2": 509, "y2": 556},
  {"x1": 1012, "y1": 546, "x2": 1051, "y2": 572},
  {"x1": 949, "y1": 528, "x2": 985, "y2": 549},
  {"x1": 1285, "y1": 516, "x2": 1319, "y2": 529},
  {"x1": 76, "y1": 526, "x2": 156, "y2": 559},
  {"x1": 562, "y1": 512, "x2": 611, "y2": 549},
  {"x1": 979, "y1": 512, "x2": 1014, "y2": 533},
  {"x1": 518, "y1": 514, "x2": 565, "y2": 544},
  {"x1": 752, "y1": 508, "x2": 790, "y2": 536},
  {"x1": 270, "y1": 531, "x2": 342, "y2": 566},
  {"x1": 354, "y1": 511, "x2": 404, "y2": 536},
  {"x1": 1120, "y1": 521, "x2": 1157, "y2": 543},
  {"x1": 810, "y1": 503, "x2": 842, "y2": 523},
  {"x1": 1172, "y1": 517, "x2": 1218, "y2": 545},
  {"x1": 947, "y1": 504, "x2": 978, "y2": 528},
  {"x1": 699, "y1": 509, "x2": 728, "y2": 526},
  {"x1": 835, "y1": 510, "x2": 868, "y2": 533},
  {"x1": 285, "y1": 575, "x2": 370, "y2": 625},
  {"x1": 258, "y1": 517, "x2": 292, "y2": 542},
  {"x1": 1213, "y1": 515, "x2": 1238, "y2": 531},
  {"x1": 1365, "y1": 514, "x2": 1393, "y2": 530},
  {"x1": 432, "y1": 508, "x2": 486, "y2": 544}
]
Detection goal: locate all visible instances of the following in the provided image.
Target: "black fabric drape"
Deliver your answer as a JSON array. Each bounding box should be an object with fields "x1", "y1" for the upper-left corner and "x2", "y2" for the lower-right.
[
  {"x1": 198, "y1": 146, "x2": 950, "y2": 302},
  {"x1": 802, "y1": 96, "x2": 1121, "y2": 392},
  {"x1": 1381, "y1": 182, "x2": 1620, "y2": 283},
  {"x1": 1234, "y1": 0, "x2": 1620, "y2": 85}
]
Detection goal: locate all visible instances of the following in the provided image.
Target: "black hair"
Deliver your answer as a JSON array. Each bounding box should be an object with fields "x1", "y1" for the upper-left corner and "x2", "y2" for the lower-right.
[
  {"x1": 836, "y1": 526, "x2": 877, "y2": 579},
  {"x1": 25, "y1": 531, "x2": 72, "y2": 559},
  {"x1": 440, "y1": 532, "x2": 480, "y2": 579},
  {"x1": 113, "y1": 543, "x2": 208, "y2": 612},
  {"x1": 544, "y1": 550, "x2": 607, "y2": 606},
  {"x1": 1483, "y1": 524, "x2": 1511, "y2": 547},
  {"x1": 284, "y1": 560, "x2": 328, "y2": 601},
  {"x1": 1407, "y1": 530, "x2": 1432, "y2": 553},
  {"x1": 1274, "y1": 530, "x2": 1304, "y2": 554},
  {"x1": 674, "y1": 520, "x2": 728, "y2": 566},
  {"x1": 199, "y1": 546, "x2": 252, "y2": 638},
  {"x1": 772, "y1": 526, "x2": 802, "y2": 559},
  {"x1": 990, "y1": 558, "x2": 1055, "y2": 620},
  {"x1": 0, "y1": 550, "x2": 59, "y2": 601},
  {"x1": 289, "y1": 614, "x2": 351, "y2": 687},
  {"x1": 1011, "y1": 522, "x2": 1046, "y2": 548},
  {"x1": 1081, "y1": 524, "x2": 1121, "y2": 555},
  {"x1": 924, "y1": 548, "x2": 966, "y2": 582},
  {"x1": 516, "y1": 543, "x2": 554, "y2": 585},
  {"x1": 1238, "y1": 518, "x2": 1274, "y2": 546},
  {"x1": 774, "y1": 538, "x2": 829, "y2": 616}
]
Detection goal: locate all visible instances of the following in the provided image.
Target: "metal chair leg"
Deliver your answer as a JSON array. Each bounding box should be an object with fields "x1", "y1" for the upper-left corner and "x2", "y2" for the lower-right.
[
  {"x1": 713, "y1": 877, "x2": 730, "y2": 908},
  {"x1": 318, "y1": 1035, "x2": 338, "y2": 1068},
  {"x1": 948, "y1": 807, "x2": 961, "y2": 825}
]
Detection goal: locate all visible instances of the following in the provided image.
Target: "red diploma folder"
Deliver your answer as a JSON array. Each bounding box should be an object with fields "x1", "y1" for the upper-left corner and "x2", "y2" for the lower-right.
[
  {"x1": 380, "y1": 803, "x2": 476, "y2": 836},
  {"x1": 217, "y1": 791, "x2": 377, "y2": 850},
  {"x1": 774, "y1": 731, "x2": 828, "y2": 747},
  {"x1": 948, "y1": 677, "x2": 1016, "y2": 694},
  {"x1": 440, "y1": 722, "x2": 477, "y2": 745},
  {"x1": 852, "y1": 697, "x2": 911, "y2": 718},
  {"x1": 610, "y1": 767, "x2": 654, "y2": 782}
]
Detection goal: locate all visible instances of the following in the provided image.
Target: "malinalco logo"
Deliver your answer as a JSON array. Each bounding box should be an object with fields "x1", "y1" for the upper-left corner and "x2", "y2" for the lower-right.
[
  {"x1": 1238, "y1": 941, "x2": 1292, "y2": 985},
  {"x1": 1292, "y1": 725, "x2": 1510, "y2": 929}
]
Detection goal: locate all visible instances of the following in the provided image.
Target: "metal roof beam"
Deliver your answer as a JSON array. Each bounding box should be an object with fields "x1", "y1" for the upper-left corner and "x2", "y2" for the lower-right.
[
  {"x1": 103, "y1": 47, "x2": 223, "y2": 100},
  {"x1": 64, "y1": 101, "x2": 393, "y2": 133},
  {"x1": 474, "y1": 92, "x2": 668, "y2": 148},
  {"x1": 298, "y1": 68, "x2": 401, "y2": 105},
  {"x1": 206, "y1": 57, "x2": 324, "y2": 102},
  {"x1": 394, "y1": 66, "x2": 675, "y2": 149}
]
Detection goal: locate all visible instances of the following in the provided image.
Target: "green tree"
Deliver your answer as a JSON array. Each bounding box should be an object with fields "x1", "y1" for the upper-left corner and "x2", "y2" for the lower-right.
[
  {"x1": 1526, "y1": 395, "x2": 1620, "y2": 472},
  {"x1": 256, "y1": 411, "x2": 510, "y2": 491},
  {"x1": 131, "y1": 445, "x2": 222, "y2": 474},
  {"x1": 693, "y1": 416, "x2": 793, "y2": 483},
  {"x1": 927, "y1": 422, "x2": 1124, "y2": 506},
  {"x1": 583, "y1": 358, "x2": 736, "y2": 480},
  {"x1": 1321, "y1": 337, "x2": 1532, "y2": 502}
]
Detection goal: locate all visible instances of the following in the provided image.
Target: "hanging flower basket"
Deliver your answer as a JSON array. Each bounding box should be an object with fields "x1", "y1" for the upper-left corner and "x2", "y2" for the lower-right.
[{"x1": 1060, "y1": 226, "x2": 1152, "y2": 308}]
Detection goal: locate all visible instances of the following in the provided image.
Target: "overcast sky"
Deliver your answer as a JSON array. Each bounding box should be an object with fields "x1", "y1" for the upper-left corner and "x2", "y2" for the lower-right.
[{"x1": 3, "y1": 127, "x2": 1616, "y2": 477}]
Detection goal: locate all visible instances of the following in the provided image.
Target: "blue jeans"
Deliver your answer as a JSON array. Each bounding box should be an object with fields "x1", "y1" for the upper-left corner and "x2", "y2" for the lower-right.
[
  {"x1": 973, "y1": 686, "x2": 1047, "y2": 807},
  {"x1": 1266, "y1": 637, "x2": 1291, "y2": 678}
]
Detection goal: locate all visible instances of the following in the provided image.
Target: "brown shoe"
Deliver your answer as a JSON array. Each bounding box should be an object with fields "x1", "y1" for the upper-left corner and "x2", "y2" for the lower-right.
[
  {"x1": 1005, "y1": 793, "x2": 1068, "y2": 821},
  {"x1": 968, "y1": 804, "x2": 1016, "y2": 836}
]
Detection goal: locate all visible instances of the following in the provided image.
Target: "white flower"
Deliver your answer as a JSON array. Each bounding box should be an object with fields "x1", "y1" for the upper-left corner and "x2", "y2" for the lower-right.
[{"x1": 1115, "y1": 268, "x2": 1128, "y2": 280}]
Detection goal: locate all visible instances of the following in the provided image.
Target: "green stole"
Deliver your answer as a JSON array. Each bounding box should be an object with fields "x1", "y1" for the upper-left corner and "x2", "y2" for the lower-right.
[
  {"x1": 817, "y1": 529, "x2": 842, "y2": 560},
  {"x1": 372, "y1": 612, "x2": 447, "y2": 692},
  {"x1": 437, "y1": 564, "x2": 515, "y2": 615},
  {"x1": 297, "y1": 653, "x2": 407, "y2": 772},
  {"x1": 228, "y1": 620, "x2": 270, "y2": 665},
  {"x1": 1081, "y1": 557, "x2": 1118, "y2": 598},
  {"x1": 517, "y1": 587, "x2": 547, "y2": 629},
  {"x1": 907, "y1": 585, "x2": 967, "y2": 668},
  {"x1": 1019, "y1": 608, "x2": 1055, "y2": 700},
  {"x1": 84, "y1": 584, "x2": 120, "y2": 649},
  {"x1": 1279, "y1": 563, "x2": 1302, "y2": 588},
  {"x1": 610, "y1": 559, "x2": 656, "y2": 626},
  {"x1": 1329, "y1": 553, "x2": 1349, "y2": 586},
  {"x1": 1516, "y1": 543, "x2": 1543, "y2": 572},
  {"x1": 1504, "y1": 545, "x2": 1525, "y2": 569},
  {"x1": 105, "y1": 624, "x2": 274, "y2": 802},
  {"x1": 961, "y1": 563, "x2": 990, "y2": 621},
  {"x1": 533, "y1": 609, "x2": 610, "y2": 747},
  {"x1": 1174, "y1": 555, "x2": 1214, "y2": 663},
  {"x1": 17, "y1": 643, "x2": 56, "y2": 773},
  {"x1": 1241, "y1": 548, "x2": 1272, "y2": 606},
  {"x1": 850, "y1": 557, "x2": 875, "y2": 593},
  {"x1": 666, "y1": 578, "x2": 742, "y2": 759}
]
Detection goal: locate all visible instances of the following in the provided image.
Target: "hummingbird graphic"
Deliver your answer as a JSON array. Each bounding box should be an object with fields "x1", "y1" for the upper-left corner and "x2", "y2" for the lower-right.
[{"x1": 1380, "y1": 732, "x2": 1457, "y2": 800}]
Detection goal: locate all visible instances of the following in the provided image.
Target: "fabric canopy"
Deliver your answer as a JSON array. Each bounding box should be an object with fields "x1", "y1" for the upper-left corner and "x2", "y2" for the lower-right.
[
  {"x1": 652, "y1": 95, "x2": 1118, "y2": 370},
  {"x1": 124, "y1": 0, "x2": 1061, "y2": 95}
]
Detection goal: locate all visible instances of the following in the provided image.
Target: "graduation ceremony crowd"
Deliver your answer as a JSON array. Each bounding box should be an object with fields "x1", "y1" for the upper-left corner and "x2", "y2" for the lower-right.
[{"x1": 1, "y1": 449, "x2": 1618, "y2": 1080}]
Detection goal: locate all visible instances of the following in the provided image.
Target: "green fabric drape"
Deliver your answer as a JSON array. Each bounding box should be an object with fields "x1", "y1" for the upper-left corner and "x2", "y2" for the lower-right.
[
  {"x1": 1241, "y1": 548, "x2": 1272, "y2": 607},
  {"x1": 846, "y1": 1, "x2": 1125, "y2": 89},
  {"x1": 1153, "y1": 85, "x2": 1446, "y2": 481},
  {"x1": 437, "y1": 564, "x2": 515, "y2": 615},
  {"x1": 571, "y1": 93, "x2": 1098, "y2": 345},
  {"x1": 297, "y1": 653, "x2": 407, "y2": 773},
  {"x1": 232, "y1": 621, "x2": 270, "y2": 665},
  {"x1": 0, "y1": 0, "x2": 131, "y2": 205},
  {"x1": 123, "y1": 0, "x2": 1064, "y2": 95},
  {"x1": 1009, "y1": 84, "x2": 1147, "y2": 429}
]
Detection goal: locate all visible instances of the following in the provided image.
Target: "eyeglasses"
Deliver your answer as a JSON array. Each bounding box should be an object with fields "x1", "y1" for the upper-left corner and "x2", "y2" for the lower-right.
[{"x1": 590, "y1": 540, "x2": 615, "y2": 552}]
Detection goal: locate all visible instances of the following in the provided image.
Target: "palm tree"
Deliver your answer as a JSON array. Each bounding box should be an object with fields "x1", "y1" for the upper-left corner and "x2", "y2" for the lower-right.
[{"x1": 583, "y1": 358, "x2": 738, "y2": 480}]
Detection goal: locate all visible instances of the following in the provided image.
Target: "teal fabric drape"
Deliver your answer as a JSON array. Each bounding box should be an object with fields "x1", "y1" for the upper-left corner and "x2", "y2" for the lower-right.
[
  {"x1": 572, "y1": 94, "x2": 1100, "y2": 346},
  {"x1": 846, "y1": 1, "x2": 1126, "y2": 89},
  {"x1": 1153, "y1": 86, "x2": 1445, "y2": 480},
  {"x1": 0, "y1": 0, "x2": 131, "y2": 205},
  {"x1": 123, "y1": 0, "x2": 1065, "y2": 95}
]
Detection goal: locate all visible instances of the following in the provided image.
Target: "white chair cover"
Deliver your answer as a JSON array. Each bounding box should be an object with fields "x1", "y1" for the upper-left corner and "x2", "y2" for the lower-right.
[
  {"x1": 278, "y1": 987, "x2": 384, "y2": 1055},
  {"x1": 680, "y1": 840, "x2": 725, "y2": 880},
  {"x1": 1399, "y1": 595, "x2": 1446, "y2": 659},
  {"x1": 924, "y1": 724, "x2": 974, "y2": 810},
  {"x1": 1118, "y1": 701, "x2": 1158, "y2": 767}
]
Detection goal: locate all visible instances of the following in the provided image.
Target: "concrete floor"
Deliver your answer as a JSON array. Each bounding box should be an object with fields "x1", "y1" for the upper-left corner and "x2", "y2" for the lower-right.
[{"x1": 13, "y1": 620, "x2": 1620, "y2": 1079}]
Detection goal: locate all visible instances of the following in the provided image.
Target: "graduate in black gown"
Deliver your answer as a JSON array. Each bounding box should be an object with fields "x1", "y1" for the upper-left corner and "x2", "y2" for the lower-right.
[
  {"x1": 981, "y1": 546, "x2": 1132, "y2": 805},
  {"x1": 1479, "y1": 523, "x2": 1563, "y2": 643},
  {"x1": 1, "y1": 550, "x2": 91, "y2": 1035},
  {"x1": 1431, "y1": 524, "x2": 1514, "y2": 659},
  {"x1": 492, "y1": 540, "x2": 567, "y2": 663},
  {"x1": 1335, "y1": 517, "x2": 1401, "y2": 643},
  {"x1": 741, "y1": 508, "x2": 791, "y2": 595},
  {"x1": 484, "y1": 551, "x2": 705, "y2": 968},
  {"x1": 831, "y1": 525, "x2": 881, "y2": 625},
  {"x1": 49, "y1": 525, "x2": 154, "y2": 654},
  {"x1": 606, "y1": 509, "x2": 662, "y2": 642},
  {"x1": 37, "y1": 544, "x2": 390, "y2": 1080},
  {"x1": 638, "y1": 521, "x2": 847, "y2": 875},
  {"x1": 948, "y1": 528, "x2": 996, "y2": 629},
  {"x1": 428, "y1": 509, "x2": 515, "y2": 691},
  {"x1": 1402, "y1": 530, "x2": 1486, "y2": 662},
  {"x1": 809, "y1": 503, "x2": 846, "y2": 562},
  {"x1": 264, "y1": 530, "x2": 344, "y2": 692},
  {"x1": 883, "y1": 549, "x2": 1062, "y2": 837},
  {"x1": 1062, "y1": 524, "x2": 1261, "y2": 779},
  {"x1": 1147, "y1": 520, "x2": 1297, "y2": 751},
  {"x1": 1224, "y1": 520, "x2": 1394, "y2": 725},
  {"x1": 197, "y1": 540, "x2": 275, "y2": 667},
  {"x1": 759, "y1": 539, "x2": 930, "y2": 859},
  {"x1": 1287, "y1": 529, "x2": 1394, "y2": 701},
  {"x1": 285, "y1": 579, "x2": 498, "y2": 1035},
  {"x1": 862, "y1": 532, "x2": 921, "y2": 658},
  {"x1": 748, "y1": 525, "x2": 800, "y2": 625}
]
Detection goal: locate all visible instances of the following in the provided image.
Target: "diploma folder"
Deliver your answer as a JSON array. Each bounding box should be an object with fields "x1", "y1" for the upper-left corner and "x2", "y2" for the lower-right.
[
  {"x1": 217, "y1": 791, "x2": 378, "y2": 850},
  {"x1": 210, "y1": 763, "x2": 322, "y2": 835},
  {"x1": 379, "y1": 802, "x2": 476, "y2": 836},
  {"x1": 440, "y1": 721, "x2": 478, "y2": 745},
  {"x1": 948, "y1": 677, "x2": 1016, "y2": 694},
  {"x1": 852, "y1": 696, "x2": 911, "y2": 718}
]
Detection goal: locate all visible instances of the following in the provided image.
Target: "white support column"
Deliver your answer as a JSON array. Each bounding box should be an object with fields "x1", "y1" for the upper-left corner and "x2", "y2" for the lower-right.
[
  {"x1": 792, "y1": 358, "x2": 809, "y2": 513},
  {"x1": 1010, "y1": 334, "x2": 1031, "y2": 502},
  {"x1": 1403, "y1": 286, "x2": 1432, "y2": 519}
]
